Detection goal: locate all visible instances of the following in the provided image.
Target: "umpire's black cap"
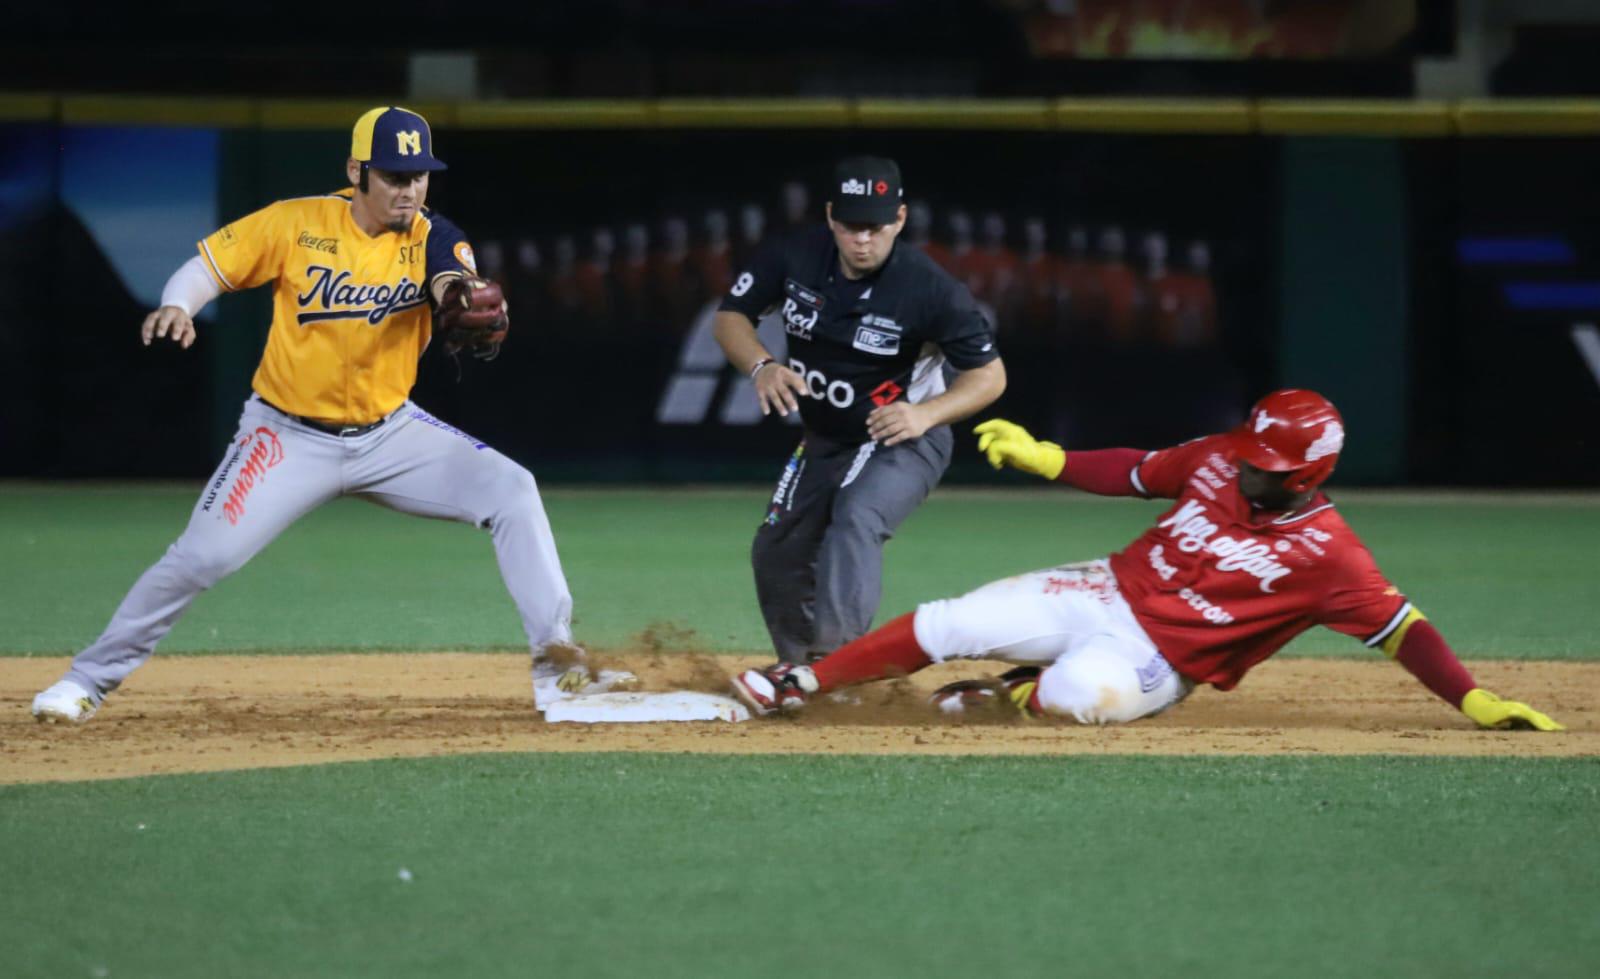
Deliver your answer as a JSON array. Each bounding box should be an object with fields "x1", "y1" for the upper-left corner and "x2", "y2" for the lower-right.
[{"x1": 829, "y1": 156, "x2": 904, "y2": 224}]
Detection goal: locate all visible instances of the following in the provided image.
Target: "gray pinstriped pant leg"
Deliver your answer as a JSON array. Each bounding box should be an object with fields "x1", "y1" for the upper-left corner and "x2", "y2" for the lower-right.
[
  {"x1": 751, "y1": 425, "x2": 951, "y2": 663},
  {"x1": 813, "y1": 425, "x2": 951, "y2": 653}
]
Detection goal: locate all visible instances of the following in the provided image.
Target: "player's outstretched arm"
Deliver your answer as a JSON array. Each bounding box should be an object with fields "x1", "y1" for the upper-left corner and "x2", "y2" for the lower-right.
[
  {"x1": 974, "y1": 418, "x2": 1066, "y2": 479},
  {"x1": 1389, "y1": 617, "x2": 1564, "y2": 731},
  {"x1": 974, "y1": 419, "x2": 1152, "y2": 495}
]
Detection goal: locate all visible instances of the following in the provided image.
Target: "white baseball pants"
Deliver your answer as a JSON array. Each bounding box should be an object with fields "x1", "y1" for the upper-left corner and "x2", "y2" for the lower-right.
[{"x1": 912, "y1": 559, "x2": 1193, "y2": 724}]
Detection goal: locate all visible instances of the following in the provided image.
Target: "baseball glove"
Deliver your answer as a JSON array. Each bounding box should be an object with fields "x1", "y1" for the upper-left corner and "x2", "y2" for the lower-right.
[{"x1": 435, "y1": 275, "x2": 509, "y2": 361}]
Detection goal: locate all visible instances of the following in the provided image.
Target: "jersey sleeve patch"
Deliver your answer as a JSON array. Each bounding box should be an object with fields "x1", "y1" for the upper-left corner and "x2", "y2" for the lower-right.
[
  {"x1": 198, "y1": 202, "x2": 294, "y2": 293},
  {"x1": 423, "y1": 211, "x2": 474, "y2": 284}
]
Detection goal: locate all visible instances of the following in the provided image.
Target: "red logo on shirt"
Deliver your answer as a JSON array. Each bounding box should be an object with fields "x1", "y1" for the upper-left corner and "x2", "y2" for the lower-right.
[{"x1": 870, "y1": 380, "x2": 903, "y2": 406}]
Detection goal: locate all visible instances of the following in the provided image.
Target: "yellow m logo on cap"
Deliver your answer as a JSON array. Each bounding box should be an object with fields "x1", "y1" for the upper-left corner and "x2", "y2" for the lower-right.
[{"x1": 396, "y1": 130, "x2": 422, "y2": 156}]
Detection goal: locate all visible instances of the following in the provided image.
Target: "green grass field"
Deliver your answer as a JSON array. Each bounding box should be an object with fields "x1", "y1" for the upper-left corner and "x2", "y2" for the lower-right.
[
  {"x1": 2, "y1": 485, "x2": 1597, "y2": 978},
  {"x1": 2, "y1": 485, "x2": 1597, "y2": 657},
  {"x1": 2, "y1": 754, "x2": 1597, "y2": 978}
]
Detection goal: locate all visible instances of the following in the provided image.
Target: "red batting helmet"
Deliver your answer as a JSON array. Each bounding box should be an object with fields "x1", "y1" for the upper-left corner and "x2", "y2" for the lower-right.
[{"x1": 1232, "y1": 389, "x2": 1345, "y2": 493}]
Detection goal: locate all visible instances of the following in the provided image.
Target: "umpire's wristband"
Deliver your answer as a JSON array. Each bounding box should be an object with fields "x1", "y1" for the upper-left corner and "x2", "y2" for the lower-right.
[{"x1": 749, "y1": 357, "x2": 777, "y2": 380}]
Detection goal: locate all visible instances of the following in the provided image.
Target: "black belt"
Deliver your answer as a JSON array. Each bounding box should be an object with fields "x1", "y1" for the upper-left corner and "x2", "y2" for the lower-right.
[{"x1": 257, "y1": 396, "x2": 390, "y2": 437}]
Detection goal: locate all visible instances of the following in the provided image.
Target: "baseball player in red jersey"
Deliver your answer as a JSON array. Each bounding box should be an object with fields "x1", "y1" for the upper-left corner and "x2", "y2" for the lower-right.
[{"x1": 731, "y1": 390, "x2": 1563, "y2": 732}]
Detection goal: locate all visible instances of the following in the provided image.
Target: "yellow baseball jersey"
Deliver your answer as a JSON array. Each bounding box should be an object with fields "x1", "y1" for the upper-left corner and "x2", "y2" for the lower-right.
[{"x1": 197, "y1": 189, "x2": 476, "y2": 425}]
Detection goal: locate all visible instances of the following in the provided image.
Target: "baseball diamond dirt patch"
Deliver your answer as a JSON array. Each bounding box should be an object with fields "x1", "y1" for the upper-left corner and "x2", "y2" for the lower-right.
[{"x1": 2, "y1": 654, "x2": 1594, "y2": 784}]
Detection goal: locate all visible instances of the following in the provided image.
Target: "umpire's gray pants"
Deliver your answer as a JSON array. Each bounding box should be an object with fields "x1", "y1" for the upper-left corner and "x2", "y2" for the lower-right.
[{"x1": 751, "y1": 426, "x2": 953, "y2": 664}]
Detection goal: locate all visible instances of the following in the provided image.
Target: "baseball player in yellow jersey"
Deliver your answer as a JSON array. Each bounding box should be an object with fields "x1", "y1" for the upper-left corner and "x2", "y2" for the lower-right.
[{"x1": 31, "y1": 106, "x2": 632, "y2": 724}]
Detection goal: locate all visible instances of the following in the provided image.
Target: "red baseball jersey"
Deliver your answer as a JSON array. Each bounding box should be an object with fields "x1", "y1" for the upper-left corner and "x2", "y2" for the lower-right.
[{"x1": 1108, "y1": 434, "x2": 1413, "y2": 689}]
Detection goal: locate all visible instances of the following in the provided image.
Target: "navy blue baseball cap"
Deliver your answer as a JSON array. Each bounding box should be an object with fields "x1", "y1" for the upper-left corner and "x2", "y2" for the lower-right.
[
  {"x1": 351, "y1": 106, "x2": 447, "y2": 172},
  {"x1": 829, "y1": 156, "x2": 903, "y2": 224}
]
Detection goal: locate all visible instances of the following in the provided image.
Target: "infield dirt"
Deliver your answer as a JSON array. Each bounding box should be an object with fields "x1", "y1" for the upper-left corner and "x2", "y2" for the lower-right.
[{"x1": 2, "y1": 653, "x2": 1594, "y2": 784}]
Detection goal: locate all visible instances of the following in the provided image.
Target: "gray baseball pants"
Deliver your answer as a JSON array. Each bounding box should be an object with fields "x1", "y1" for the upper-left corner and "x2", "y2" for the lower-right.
[
  {"x1": 62, "y1": 395, "x2": 573, "y2": 698},
  {"x1": 751, "y1": 425, "x2": 953, "y2": 664}
]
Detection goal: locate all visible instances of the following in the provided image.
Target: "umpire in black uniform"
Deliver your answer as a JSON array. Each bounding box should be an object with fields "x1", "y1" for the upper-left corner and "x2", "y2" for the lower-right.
[{"x1": 713, "y1": 156, "x2": 1007, "y2": 664}]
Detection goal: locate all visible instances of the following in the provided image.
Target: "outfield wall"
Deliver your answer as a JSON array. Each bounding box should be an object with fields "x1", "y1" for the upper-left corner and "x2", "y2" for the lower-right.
[{"x1": 1, "y1": 97, "x2": 1596, "y2": 483}]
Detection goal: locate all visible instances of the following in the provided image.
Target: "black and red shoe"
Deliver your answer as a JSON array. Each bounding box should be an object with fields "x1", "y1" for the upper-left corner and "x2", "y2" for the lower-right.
[
  {"x1": 730, "y1": 663, "x2": 820, "y2": 717},
  {"x1": 929, "y1": 666, "x2": 1042, "y2": 717}
]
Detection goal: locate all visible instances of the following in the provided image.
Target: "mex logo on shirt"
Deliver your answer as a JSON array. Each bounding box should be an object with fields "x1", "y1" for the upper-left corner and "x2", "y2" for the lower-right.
[{"x1": 852, "y1": 313, "x2": 902, "y2": 355}]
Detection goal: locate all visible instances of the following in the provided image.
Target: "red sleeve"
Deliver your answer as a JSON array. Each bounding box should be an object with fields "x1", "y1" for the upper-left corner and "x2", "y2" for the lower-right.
[
  {"x1": 1126, "y1": 434, "x2": 1233, "y2": 499},
  {"x1": 1315, "y1": 539, "x2": 1478, "y2": 709},
  {"x1": 1053, "y1": 448, "x2": 1147, "y2": 496},
  {"x1": 1314, "y1": 544, "x2": 1410, "y2": 643},
  {"x1": 1394, "y1": 621, "x2": 1477, "y2": 708}
]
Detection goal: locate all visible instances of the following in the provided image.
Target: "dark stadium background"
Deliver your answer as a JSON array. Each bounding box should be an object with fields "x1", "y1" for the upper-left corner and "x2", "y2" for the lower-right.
[{"x1": 1, "y1": 0, "x2": 1595, "y2": 486}]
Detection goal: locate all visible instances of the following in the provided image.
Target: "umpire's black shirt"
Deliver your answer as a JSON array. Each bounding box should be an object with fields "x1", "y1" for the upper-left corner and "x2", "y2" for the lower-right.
[{"x1": 719, "y1": 225, "x2": 999, "y2": 443}]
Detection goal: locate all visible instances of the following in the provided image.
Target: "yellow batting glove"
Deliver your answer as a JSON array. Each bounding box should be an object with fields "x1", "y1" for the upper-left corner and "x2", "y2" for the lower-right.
[
  {"x1": 1460, "y1": 689, "x2": 1565, "y2": 731},
  {"x1": 973, "y1": 419, "x2": 1067, "y2": 481}
]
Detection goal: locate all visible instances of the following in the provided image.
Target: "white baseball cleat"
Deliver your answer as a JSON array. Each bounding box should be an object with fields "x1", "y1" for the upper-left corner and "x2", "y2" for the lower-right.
[
  {"x1": 729, "y1": 663, "x2": 819, "y2": 717},
  {"x1": 32, "y1": 679, "x2": 99, "y2": 725},
  {"x1": 532, "y1": 658, "x2": 641, "y2": 712}
]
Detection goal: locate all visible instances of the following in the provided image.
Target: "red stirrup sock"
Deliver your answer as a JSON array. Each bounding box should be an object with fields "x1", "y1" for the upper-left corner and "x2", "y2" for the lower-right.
[{"x1": 810, "y1": 613, "x2": 933, "y2": 692}]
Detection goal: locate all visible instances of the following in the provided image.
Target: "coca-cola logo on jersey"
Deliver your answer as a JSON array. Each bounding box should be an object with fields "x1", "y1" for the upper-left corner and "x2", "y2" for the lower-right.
[{"x1": 1156, "y1": 498, "x2": 1291, "y2": 593}]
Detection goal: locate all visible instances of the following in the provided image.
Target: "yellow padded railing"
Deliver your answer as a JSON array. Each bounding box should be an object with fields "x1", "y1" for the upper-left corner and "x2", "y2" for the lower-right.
[{"x1": 4, "y1": 94, "x2": 1600, "y2": 136}]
